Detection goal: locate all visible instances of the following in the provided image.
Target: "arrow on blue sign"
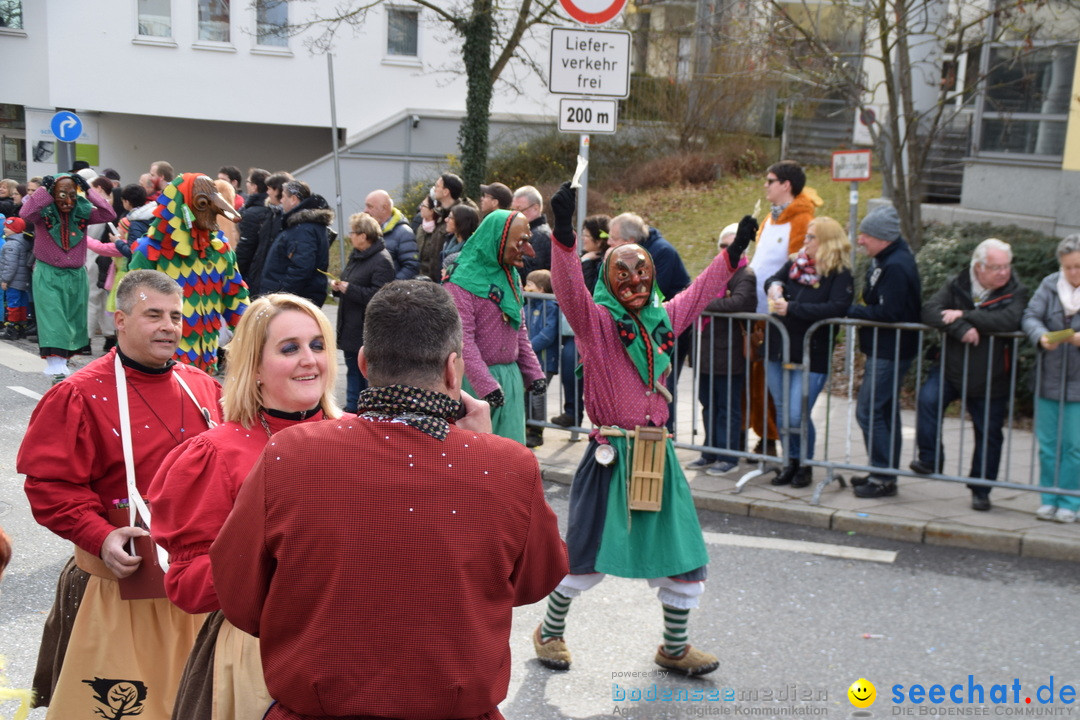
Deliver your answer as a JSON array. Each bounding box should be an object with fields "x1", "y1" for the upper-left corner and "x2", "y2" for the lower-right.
[{"x1": 50, "y1": 111, "x2": 83, "y2": 143}]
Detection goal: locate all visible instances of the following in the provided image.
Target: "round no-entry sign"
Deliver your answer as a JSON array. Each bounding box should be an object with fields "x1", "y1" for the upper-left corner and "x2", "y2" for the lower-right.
[{"x1": 559, "y1": 0, "x2": 627, "y2": 25}]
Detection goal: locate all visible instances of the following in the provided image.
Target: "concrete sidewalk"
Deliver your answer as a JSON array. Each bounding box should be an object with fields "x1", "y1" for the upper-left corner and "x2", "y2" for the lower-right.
[{"x1": 527, "y1": 387, "x2": 1080, "y2": 565}]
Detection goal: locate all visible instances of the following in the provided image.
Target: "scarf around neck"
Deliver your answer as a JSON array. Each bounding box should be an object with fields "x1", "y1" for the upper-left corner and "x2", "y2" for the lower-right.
[
  {"x1": 446, "y1": 209, "x2": 525, "y2": 329},
  {"x1": 594, "y1": 248, "x2": 675, "y2": 390},
  {"x1": 358, "y1": 384, "x2": 462, "y2": 441},
  {"x1": 789, "y1": 250, "x2": 820, "y2": 286},
  {"x1": 1057, "y1": 273, "x2": 1080, "y2": 317}
]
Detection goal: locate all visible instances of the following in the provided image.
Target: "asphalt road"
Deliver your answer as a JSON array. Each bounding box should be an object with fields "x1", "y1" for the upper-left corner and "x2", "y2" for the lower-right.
[{"x1": 0, "y1": 344, "x2": 1078, "y2": 720}]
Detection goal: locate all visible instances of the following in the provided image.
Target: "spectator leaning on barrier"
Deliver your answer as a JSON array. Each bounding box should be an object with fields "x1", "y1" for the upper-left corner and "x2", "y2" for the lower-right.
[
  {"x1": 913, "y1": 238, "x2": 1027, "y2": 512},
  {"x1": 684, "y1": 222, "x2": 757, "y2": 475},
  {"x1": 1021, "y1": 235, "x2": 1080, "y2": 524},
  {"x1": 847, "y1": 205, "x2": 922, "y2": 499}
]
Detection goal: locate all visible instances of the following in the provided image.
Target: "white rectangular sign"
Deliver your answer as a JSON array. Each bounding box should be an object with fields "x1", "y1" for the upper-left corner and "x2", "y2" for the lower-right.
[
  {"x1": 832, "y1": 150, "x2": 872, "y2": 182},
  {"x1": 549, "y1": 27, "x2": 631, "y2": 98},
  {"x1": 558, "y1": 98, "x2": 618, "y2": 134}
]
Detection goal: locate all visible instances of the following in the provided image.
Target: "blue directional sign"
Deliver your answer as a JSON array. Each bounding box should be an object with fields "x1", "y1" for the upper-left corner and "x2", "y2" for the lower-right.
[{"x1": 50, "y1": 111, "x2": 83, "y2": 143}]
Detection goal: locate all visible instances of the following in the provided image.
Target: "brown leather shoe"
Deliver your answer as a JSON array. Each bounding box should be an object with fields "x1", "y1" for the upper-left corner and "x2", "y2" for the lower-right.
[
  {"x1": 533, "y1": 625, "x2": 571, "y2": 670},
  {"x1": 654, "y1": 645, "x2": 719, "y2": 677}
]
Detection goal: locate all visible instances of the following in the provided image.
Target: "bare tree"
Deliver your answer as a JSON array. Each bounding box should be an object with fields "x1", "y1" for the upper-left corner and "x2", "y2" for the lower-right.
[
  {"x1": 766, "y1": 0, "x2": 1072, "y2": 247},
  {"x1": 273, "y1": 0, "x2": 567, "y2": 199}
]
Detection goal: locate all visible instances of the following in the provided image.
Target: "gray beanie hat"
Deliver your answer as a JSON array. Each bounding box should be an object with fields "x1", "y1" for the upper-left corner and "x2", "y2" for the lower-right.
[{"x1": 859, "y1": 205, "x2": 901, "y2": 242}]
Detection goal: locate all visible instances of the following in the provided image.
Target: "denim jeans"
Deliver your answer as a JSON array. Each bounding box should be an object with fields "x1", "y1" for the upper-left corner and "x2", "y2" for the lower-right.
[
  {"x1": 765, "y1": 361, "x2": 828, "y2": 461},
  {"x1": 856, "y1": 355, "x2": 913, "y2": 479},
  {"x1": 697, "y1": 372, "x2": 744, "y2": 464},
  {"x1": 559, "y1": 337, "x2": 584, "y2": 424},
  {"x1": 915, "y1": 366, "x2": 1008, "y2": 496},
  {"x1": 343, "y1": 349, "x2": 367, "y2": 413}
]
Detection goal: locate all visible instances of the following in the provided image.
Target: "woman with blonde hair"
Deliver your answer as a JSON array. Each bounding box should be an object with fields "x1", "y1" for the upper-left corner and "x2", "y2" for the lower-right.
[
  {"x1": 764, "y1": 216, "x2": 854, "y2": 487},
  {"x1": 148, "y1": 293, "x2": 342, "y2": 720}
]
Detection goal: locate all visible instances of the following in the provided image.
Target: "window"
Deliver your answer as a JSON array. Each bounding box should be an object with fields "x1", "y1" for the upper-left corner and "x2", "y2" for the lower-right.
[
  {"x1": 0, "y1": 0, "x2": 22, "y2": 30},
  {"x1": 387, "y1": 7, "x2": 418, "y2": 57},
  {"x1": 256, "y1": 0, "x2": 288, "y2": 47},
  {"x1": 138, "y1": 0, "x2": 172, "y2": 37},
  {"x1": 198, "y1": 0, "x2": 229, "y2": 42},
  {"x1": 977, "y1": 42, "x2": 1076, "y2": 157}
]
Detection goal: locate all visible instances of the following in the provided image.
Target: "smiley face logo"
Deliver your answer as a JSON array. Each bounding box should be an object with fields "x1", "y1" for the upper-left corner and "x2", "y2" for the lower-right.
[{"x1": 848, "y1": 678, "x2": 876, "y2": 708}]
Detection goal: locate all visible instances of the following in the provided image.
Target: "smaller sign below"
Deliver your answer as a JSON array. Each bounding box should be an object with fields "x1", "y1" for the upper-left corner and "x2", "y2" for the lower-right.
[
  {"x1": 50, "y1": 111, "x2": 83, "y2": 143},
  {"x1": 832, "y1": 149, "x2": 872, "y2": 182},
  {"x1": 559, "y1": 98, "x2": 618, "y2": 134}
]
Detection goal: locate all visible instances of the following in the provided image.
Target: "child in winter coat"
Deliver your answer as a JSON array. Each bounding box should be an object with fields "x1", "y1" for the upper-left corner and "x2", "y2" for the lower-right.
[{"x1": 0, "y1": 216, "x2": 32, "y2": 340}]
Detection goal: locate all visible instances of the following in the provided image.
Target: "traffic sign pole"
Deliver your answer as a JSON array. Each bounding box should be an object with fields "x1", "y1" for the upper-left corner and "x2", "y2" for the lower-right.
[{"x1": 577, "y1": 134, "x2": 589, "y2": 246}]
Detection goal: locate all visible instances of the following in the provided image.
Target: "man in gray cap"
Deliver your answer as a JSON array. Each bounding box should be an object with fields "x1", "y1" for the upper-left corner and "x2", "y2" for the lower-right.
[
  {"x1": 479, "y1": 182, "x2": 513, "y2": 215},
  {"x1": 846, "y1": 205, "x2": 922, "y2": 498}
]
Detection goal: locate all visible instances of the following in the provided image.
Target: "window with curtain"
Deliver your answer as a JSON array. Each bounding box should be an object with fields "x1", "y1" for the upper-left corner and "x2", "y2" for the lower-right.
[
  {"x1": 198, "y1": 0, "x2": 230, "y2": 42},
  {"x1": 387, "y1": 7, "x2": 418, "y2": 56},
  {"x1": 138, "y1": 0, "x2": 172, "y2": 37}
]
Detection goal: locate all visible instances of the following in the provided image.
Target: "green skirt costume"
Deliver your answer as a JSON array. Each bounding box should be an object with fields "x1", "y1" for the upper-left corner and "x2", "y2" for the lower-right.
[
  {"x1": 463, "y1": 361, "x2": 525, "y2": 444},
  {"x1": 33, "y1": 263, "x2": 89, "y2": 357}
]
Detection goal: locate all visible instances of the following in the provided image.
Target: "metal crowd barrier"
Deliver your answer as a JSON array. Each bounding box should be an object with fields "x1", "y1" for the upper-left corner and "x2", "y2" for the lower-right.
[{"x1": 523, "y1": 293, "x2": 1080, "y2": 507}]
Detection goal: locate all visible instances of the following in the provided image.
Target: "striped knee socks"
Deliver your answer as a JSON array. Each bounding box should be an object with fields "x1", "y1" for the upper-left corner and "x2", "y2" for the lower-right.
[
  {"x1": 662, "y1": 605, "x2": 690, "y2": 656},
  {"x1": 540, "y1": 591, "x2": 572, "y2": 640}
]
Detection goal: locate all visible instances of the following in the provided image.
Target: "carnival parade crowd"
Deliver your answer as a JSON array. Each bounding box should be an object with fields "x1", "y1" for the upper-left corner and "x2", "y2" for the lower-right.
[{"x1": 1, "y1": 155, "x2": 1078, "y2": 720}]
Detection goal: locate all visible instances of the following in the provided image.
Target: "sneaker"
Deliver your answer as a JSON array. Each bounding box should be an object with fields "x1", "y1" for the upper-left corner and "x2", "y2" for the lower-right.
[
  {"x1": 909, "y1": 459, "x2": 939, "y2": 475},
  {"x1": 1035, "y1": 504, "x2": 1058, "y2": 521},
  {"x1": 684, "y1": 457, "x2": 715, "y2": 471},
  {"x1": 1054, "y1": 508, "x2": 1077, "y2": 524},
  {"x1": 854, "y1": 479, "x2": 897, "y2": 498},
  {"x1": 705, "y1": 461, "x2": 738, "y2": 476},
  {"x1": 550, "y1": 413, "x2": 574, "y2": 428},
  {"x1": 533, "y1": 625, "x2": 571, "y2": 671},
  {"x1": 654, "y1": 645, "x2": 719, "y2": 677}
]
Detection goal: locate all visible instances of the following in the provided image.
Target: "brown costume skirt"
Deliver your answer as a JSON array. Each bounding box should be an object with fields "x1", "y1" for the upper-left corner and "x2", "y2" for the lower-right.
[
  {"x1": 32, "y1": 553, "x2": 205, "y2": 720},
  {"x1": 173, "y1": 610, "x2": 272, "y2": 720}
]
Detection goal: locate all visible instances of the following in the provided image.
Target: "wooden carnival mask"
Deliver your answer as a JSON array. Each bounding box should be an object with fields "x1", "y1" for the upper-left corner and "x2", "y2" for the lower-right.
[
  {"x1": 607, "y1": 244, "x2": 654, "y2": 312},
  {"x1": 190, "y1": 175, "x2": 240, "y2": 232}
]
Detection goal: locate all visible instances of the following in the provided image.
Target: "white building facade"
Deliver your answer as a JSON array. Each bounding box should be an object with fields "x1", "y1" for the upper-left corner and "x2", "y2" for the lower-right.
[{"x1": 0, "y1": 0, "x2": 558, "y2": 202}]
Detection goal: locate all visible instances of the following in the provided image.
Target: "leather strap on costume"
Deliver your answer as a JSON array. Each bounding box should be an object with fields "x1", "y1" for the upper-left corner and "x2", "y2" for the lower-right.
[{"x1": 74, "y1": 546, "x2": 117, "y2": 581}]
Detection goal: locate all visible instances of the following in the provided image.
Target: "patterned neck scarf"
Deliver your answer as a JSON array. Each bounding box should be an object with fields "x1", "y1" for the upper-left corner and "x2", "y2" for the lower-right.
[
  {"x1": 770, "y1": 201, "x2": 790, "y2": 221},
  {"x1": 593, "y1": 247, "x2": 675, "y2": 390},
  {"x1": 357, "y1": 384, "x2": 462, "y2": 441},
  {"x1": 446, "y1": 209, "x2": 526, "y2": 329},
  {"x1": 788, "y1": 250, "x2": 820, "y2": 286}
]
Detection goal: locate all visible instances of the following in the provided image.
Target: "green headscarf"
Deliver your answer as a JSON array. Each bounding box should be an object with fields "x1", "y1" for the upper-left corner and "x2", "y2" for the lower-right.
[
  {"x1": 446, "y1": 209, "x2": 526, "y2": 329},
  {"x1": 593, "y1": 245, "x2": 676, "y2": 391},
  {"x1": 39, "y1": 173, "x2": 94, "y2": 251}
]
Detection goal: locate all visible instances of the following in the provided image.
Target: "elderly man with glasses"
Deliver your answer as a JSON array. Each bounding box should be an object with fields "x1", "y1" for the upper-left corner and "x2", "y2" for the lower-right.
[
  {"x1": 912, "y1": 238, "x2": 1028, "y2": 511},
  {"x1": 511, "y1": 185, "x2": 552, "y2": 282}
]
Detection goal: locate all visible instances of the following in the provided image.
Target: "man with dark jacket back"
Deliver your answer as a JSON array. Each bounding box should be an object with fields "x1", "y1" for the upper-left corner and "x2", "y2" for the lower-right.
[
  {"x1": 260, "y1": 181, "x2": 333, "y2": 307},
  {"x1": 245, "y1": 171, "x2": 292, "y2": 297},
  {"x1": 364, "y1": 189, "x2": 419, "y2": 279},
  {"x1": 913, "y1": 239, "x2": 1026, "y2": 511},
  {"x1": 847, "y1": 205, "x2": 922, "y2": 498},
  {"x1": 236, "y1": 168, "x2": 270, "y2": 277}
]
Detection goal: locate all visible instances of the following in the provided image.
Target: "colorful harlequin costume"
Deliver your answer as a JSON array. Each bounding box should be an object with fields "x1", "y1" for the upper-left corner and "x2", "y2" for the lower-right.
[{"x1": 131, "y1": 174, "x2": 249, "y2": 373}]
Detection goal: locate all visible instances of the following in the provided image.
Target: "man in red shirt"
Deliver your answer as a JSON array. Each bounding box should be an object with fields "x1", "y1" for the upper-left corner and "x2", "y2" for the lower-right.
[
  {"x1": 212, "y1": 280, "x2": 568, "y2": 720},
  {"x1": 20, "y1": 269, "x2": 223, "y2": 720}
]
